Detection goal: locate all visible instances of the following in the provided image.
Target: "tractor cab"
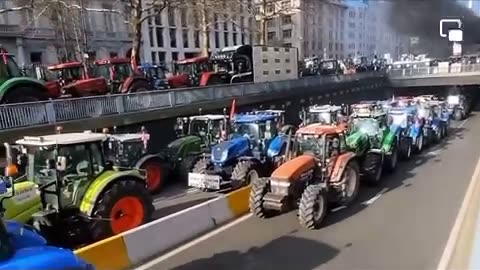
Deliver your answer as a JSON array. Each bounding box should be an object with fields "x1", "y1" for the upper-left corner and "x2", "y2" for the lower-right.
[
  {"x1": 94, "y1": 58, "x2": 150, "y2": 93},
  {"x1": 319, "y1": 59, "x2": 343, "y2": 75},
  {"x1": 103, "y1": 132, "x2": 150, "y2": 168},
  {"x1": 138, "y1": 63, "x2": 169, "y2": 89},
  {"x1": 293, "y1": 124, "x2": 348, "y2": 160},
  {"x1": 302, "y1": 56, "x2": 320, "y2": 76},
  {"x1": 210, "y1": 45, "x2": 253, "y2": 84},
  {"x1": 299, "y1": 105, "x2": 345, "y2": 126},
  {"x1": 10, "y1": 132, "x2": 152, "y2": 248},
  {"x1": 232, "y1": 113, "x2": 281, "y2": 154},
  {"x1": 176, "y1": 114, "x2": 230, "y2": 146},
  {"x1": 169, "y1": 56, "x2": 212, "y2": 88},
  {"x1": 349, "y1": 104, "x2": 388, "y2": 136}
]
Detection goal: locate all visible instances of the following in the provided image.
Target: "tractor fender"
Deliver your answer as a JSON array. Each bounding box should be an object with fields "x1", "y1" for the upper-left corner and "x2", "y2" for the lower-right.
[
  {"x1": 134, "y1": 154, "x2": 165, "y2": 169},
  {"x1": 330, "y1": 152, "x2": 357, "y2": 183},
  {"x1": 199, "y1": 72, "x2": 216, "y2": 86},
  {"x1": 79, "y1": 170, "x2": 145, "y2": 216},
  {"x1": 237, "y1": 156, "x2": 261, "y2": 164},
  {"x1": 367, "y1": 148, "x2": 385, "y2": 156},
  {"x1": 409, "y1": 125, "x2": 421, "y2": 139},
  {"x1": 0, "y1": 77, "x2": 50, "y2": 101},
  {"x1": 267, "y1": 135, "x2": 287, "y2": 158},
  {"x1": 121, "y1": 76, "x2": 150, "y2": 92},
  {"x1": 64, "y1": 77, "x2": 108, "y2": 96},
  {"x1": 381, "y1": 131, "x2": 397, "y2": 153}
]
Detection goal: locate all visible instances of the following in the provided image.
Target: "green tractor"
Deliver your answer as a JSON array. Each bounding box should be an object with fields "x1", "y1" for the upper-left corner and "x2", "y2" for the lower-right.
[
  {"x1": 103, "y1": 113, "x2": 230, "y2": 194},
  {"x1": 0, "y1": 49, "x2": 52, "y2": 104},
  {"x1": 346, "y1": 103, "x2": 399, "y2": 184},
  {"x1": 5, "y1": 132, "x2": 154, "y2": 248}
]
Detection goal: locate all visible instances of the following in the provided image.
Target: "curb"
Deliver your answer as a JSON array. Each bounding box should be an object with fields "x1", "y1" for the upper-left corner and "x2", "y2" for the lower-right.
[{"x1": 74, "y1": 186, "x2": 252, "y2": 270}]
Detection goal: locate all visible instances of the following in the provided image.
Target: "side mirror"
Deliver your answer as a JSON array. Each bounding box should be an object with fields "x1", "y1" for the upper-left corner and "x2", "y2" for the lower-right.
[{"x1": 56, "y1": 156, "x2": 67, "y2": 171}]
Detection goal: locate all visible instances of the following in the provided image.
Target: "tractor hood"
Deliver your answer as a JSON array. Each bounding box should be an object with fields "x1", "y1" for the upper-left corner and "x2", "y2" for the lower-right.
[
  {"x1": 167, "y1": 135, "x2": 201, "y2": 157},
  {"x1": 270, "y1": 155, "x2": 316, "y2": 181},
  {"x1": 346, "y1": 131, "x2": 368, "y2": 148},
  {"x1": 211, "y1": 136, "x2": 250, "y2": 164}
]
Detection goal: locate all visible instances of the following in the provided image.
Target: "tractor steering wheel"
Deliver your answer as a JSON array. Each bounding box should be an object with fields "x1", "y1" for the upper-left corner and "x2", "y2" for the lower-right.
[{"x1": 76, "y1": 160, "x2": 89, "y2": 175}]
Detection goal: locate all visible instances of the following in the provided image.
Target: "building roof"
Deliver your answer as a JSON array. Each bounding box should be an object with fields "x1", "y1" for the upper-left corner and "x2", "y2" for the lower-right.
[
  {"x1": 16, "y1": 133, "x2": 108, "y2": 146},
  {"x1": 297, "y1": 123, "x2": 345, "y2": 135}
]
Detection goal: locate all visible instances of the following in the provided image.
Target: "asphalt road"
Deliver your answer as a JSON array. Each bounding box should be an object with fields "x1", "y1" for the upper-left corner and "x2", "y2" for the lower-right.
[{"x1": 140, "y1": 114, "x2": 480, "y2": 270}]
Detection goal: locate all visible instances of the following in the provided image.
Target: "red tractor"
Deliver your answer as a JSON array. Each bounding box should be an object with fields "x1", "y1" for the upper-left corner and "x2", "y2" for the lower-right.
[
  {"x1": 94, "y1": 58, "x2": 152, "y2": 93},
  {"x1": 168, "y1": 56, "x2": 212, "y2": 88},
  {"x1": 47, "y1": 62, "x2": 108, "y2": 97}
]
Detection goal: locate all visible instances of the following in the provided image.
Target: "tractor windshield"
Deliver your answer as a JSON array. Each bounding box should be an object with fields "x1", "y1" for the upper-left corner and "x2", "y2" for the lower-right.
[
  {"x1": 25, "y1": 146, "x2": 56, "y2": 185},
  {"x1": 234, "y1": 122, "x2": 262, "y2": 141},
  {"x1": 351, "y1": 118, "x2": 380, "y2": 136},
  {"x1": 51, "y1": 67, "x2": 83, "y2": 81},
  {"x1": 5, "y1": 55, "x2": 22, "y2": 77},
  {"x1": 307, "y1": 112, "x2": 333, "y2": 124},
  {"x1": 189, "y1": 119, "x2": 209, "y2": 136},
  {"x1": 320, "y1": 61, "x2": 335, "y2": 70},
  {"x1": 296, "y1": 135, "x2": 325, "y2": 157},
  {"x1": 111, "y1": 63, "x2": 133, "y2": 81},
  {"x1": 417, "y1": 106, "x2": 431, "y2": 119}
]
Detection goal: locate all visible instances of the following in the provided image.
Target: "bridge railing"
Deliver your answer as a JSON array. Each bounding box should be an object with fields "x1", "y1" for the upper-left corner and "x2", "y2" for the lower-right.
[
  {"x1": 0, "y1": 72, "x2": 384, "y2": 130},
  {"x1": 389, "y1": 64, "x2": 480, "y2": 78}
]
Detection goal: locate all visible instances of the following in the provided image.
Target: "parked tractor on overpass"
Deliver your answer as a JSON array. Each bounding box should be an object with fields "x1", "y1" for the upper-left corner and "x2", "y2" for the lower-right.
[
  {"x1": 249, "y1": 123, "x2": 360, "y2": 229},
  {"x1": 168, "y1": 56, "x2": 212, "y2": 88},
  {"x1": 47, "y1": 61, "x2": 108, "y2": 97},
  {"x1": 0, "y1": 50, "x2": 51, "y2": 104},
  {"x1": 188, "y1": 111, "x2": 293, "y2": 191},
  {"x1": 6, "y1": 132, "x2": 154, "y2": 248},
  {"x1": 0, "y1": 177, "x2": 93, "y2": 269},
  {"x1": 94, "y1": 58, "x2": 152, "y2": 93},
  {"x1": 138, "y1": 63, "x2": 170, "y2": 90}
]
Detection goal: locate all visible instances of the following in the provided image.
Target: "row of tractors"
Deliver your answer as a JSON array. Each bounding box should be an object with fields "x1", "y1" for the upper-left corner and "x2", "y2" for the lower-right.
[{"x1": 0, "y1": 92, "x2": 469, "y2": 268}]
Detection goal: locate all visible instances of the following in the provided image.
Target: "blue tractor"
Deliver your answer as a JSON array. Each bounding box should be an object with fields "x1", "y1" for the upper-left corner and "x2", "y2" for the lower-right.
[
  {"x1": 138, "y1": 63, "x2": 170, "y2": 90},
  {"x1": 416, "y1": 101, "x2": 446, "y2": 146},
  {"x1": 188, "y1": 111, "x2": 293, "y2": 191},
  {"x1": 388, "y1": 105, "x2": 424, "y2": 159},
  {"x1": 0, "y1": 172, "x2": 93, "y2": 269}
]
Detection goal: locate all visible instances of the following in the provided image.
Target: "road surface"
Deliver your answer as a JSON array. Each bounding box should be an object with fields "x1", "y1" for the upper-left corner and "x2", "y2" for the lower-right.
[{"x1": 138, "y1": 114, "x2": 480, "y2": 270}]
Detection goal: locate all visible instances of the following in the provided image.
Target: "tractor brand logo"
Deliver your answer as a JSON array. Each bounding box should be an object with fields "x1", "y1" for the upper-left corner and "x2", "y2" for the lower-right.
[
  {"x1": 300, "y1": 169, "x2": 314, "y2": 182},
  {"x1": 12, "y1": 186, "x2": 36, "y2": 204}
]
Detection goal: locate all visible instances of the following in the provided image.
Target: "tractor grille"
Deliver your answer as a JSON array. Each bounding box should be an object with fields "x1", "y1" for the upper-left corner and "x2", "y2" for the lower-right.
[{"x1": 212, "y1": 146, "x2": 224, "y2": 161}]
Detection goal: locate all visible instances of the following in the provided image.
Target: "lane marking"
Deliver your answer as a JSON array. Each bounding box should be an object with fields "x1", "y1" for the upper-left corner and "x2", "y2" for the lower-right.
[
  {"x1": 133, "y1": 214, "x2": 253, "y2": 270},
  {"x1": 436, "y1": 155, "x2": 480, "y2": 270},
  {"x1": 361, "y1": 187, "x2": 388, "y2": 205}
]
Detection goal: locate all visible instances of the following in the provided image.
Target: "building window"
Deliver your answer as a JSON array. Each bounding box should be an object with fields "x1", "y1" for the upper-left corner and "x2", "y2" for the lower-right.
[
  {"x1": 340, "y1": 43, "x2": 343, "y2": 51},
  {"x1": 170, "y1": 29, "x2": 177, "y2": 48},
  {"x1": 328, "y1": 42, "x2": 333, "y2": 50},
  {"x1": 349, "y1": 10, "x2": 355, "y2": 18},
  {"x1": 156, "y1": 28, "x2": 164, "y2": 47},
  {"x1": 30, "y1": 52, "x2": 42, "y2": 63},
  {"x1": 154, "y1": 14, "x2": 161, "y2": 26},
  {"x1": 233, "y1": 33, "x2": 238, "y2": 45},
  {"x1": 266, "y1": 3, "x2": 274, "y2": 13},
  {"x1": 158, "y1": 52, "x2": 166, "y2": 62},
  {"x1": 172, "y1": 52, "x2": 178, "y2": 61},
  {"x1": 282, "y1": 29, "x2": 292, "y2": 39},
  {"x1": 329, "y1": 30, "x2": 333, "y2": 39},
  {"x1": 281, "y1": 0, "x2": 290, "y2": 9},
  {"x1": 180, "y1": 8, "x2": 187, "y2": 27},
  {"x1": 224, "y1": 15, "x2": 229, "y2": 30},
  {"x1": 183, "y1": 30, "x2": 189, "y2": 48},
  {"x1": 215, "y1": 32, "x2": 220, "y2": 48},
  {"x1": 335, "y1": 43, "x2": 338, "y2": 50},
  {"x1": 348, "y1": 22, "x2": 355, "y2": 28},
  {"x1": 267, "y1": 31, "x2": 276, "y2": 41},
  {"x1": 266, "y1": 19, "x2": 275, "y2": 28},
  {"x1": 348, "y1": 32, "x2": 354, "y2": 39},
  {"x1": 151, "y1": 52, "x2": 157, "y2": 64},
  {"x1": 241, "y1": 33, "x2": 246, "y2": 44},
  {"x1": 149, "y1": 27, "x2": 154, "y2": 47},
  {"x1": 194, "y1": 31, "x2": 200, "y2": 48},
  {"x1": 232, "y1": 16, "x2": 237, "y2": 31},
  {"x1": 214, "y1": 14, "x2": 219, "y2": 30},
  {"x1": 224, "y1": 32, "x2": 229, "y2": 46},
  {"x1": 168, "y1": 8, "x2": 176, "y2": 26},
  {"x1": 282, "y1": 15, "x2": 292, "y2": 25}
]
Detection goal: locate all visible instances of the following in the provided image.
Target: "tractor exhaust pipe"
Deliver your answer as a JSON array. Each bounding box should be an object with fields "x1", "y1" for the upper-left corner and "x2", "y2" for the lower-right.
[
  {"x1": 3, "y1": 143, "x2": 11, "y2": 165},
  {"x1": 284, "y1": 128, "x2": 293, "y2": 161}
]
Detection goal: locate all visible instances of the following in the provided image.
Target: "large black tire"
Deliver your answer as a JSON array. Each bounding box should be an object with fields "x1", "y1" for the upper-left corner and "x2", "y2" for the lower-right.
[
  {"x1": 454, "y1": 108, "x2": 464, "y2": 121},
  {"x1": 415, "y1": 133, "x2": 424, "y2": 153},
  {"x1": 339, "y1": 161, "x2": 360, "y2": 206},
  {"x1": 90, "y1": 179, "x2": 154, "y2": 242},
  {"x1": 139, "y1": 158, "x2": 167, "y2": 195},
  {"x1": 2, "y1": 86, "x2": 49, "y2": 104},
  {"x1": 249, "y1": 178, "x2": 270, "y2": 218},
  {"x1": 128, "y1": 79, "x2": 151, "y2": 92},
  {"x1": 178, "y1": 155, "x2": 199, "y2": 182},
  {"x1": 399, "y1": 137, "x2": 413, "y2": 160},
  {"x1": 362, "y1": 153, "x2": 383, "y2": 185},
  {"x1": 192, "y1": 158, "x2": 211, "y2": 174},
  {"x1": 298, "y1": 184, "x2": 328, "y2": 229},
  {"x1": 385, "y1": 144, "x2": 398, "y2": 173},
  {"x1": 231, "y1": 160, "x2": 260, "y2": 189}
]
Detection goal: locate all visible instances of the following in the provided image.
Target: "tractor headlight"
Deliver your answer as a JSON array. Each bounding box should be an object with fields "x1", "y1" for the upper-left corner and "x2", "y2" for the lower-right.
[
  {"x1": 220, "y1": 150, "x2": 228, "y2": 162},
  {"x1": 270, "y1": 180, "x2": 290, "y2": 196}
]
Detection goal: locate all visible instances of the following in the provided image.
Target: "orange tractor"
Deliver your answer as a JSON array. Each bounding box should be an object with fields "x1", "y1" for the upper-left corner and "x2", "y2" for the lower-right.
[
  {"x1": 93, "y1": 58, "x2": 152, "y2": 93},
  {"x1": 249, "y1": 123, "x2": 360, "y2": 229}
]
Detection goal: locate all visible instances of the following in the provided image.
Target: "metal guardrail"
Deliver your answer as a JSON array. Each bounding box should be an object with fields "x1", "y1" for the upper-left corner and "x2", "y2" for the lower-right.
[
  {"x1": 389, "y1": 64, "x2": 480, "y2": 78},
  {"x1": 0, "y1": 72, "x2": 383, "y2": 130}
]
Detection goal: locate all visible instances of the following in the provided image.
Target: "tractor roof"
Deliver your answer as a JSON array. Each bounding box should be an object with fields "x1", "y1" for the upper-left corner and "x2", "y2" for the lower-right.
[
  {"x1": 48, "y1": 62, "x2": 83, "y2": 70},
  {"x1": 235, "y1": 113, "x2": 277, "y2": 123},
  {"x1": 389, "y1": 106, "x2": 416, "y2": 114},
  {"x1": 254, "y1": 110, "x2": 285, "y2": 115},
  {"x1": 190, "y1": 114, "x2": 227, "y2": 121},
  {"x1": 16, "y1": 133, "x2": 107, "y2": 146},
  {"x1": 95, "y1": 58, "x2": 130, "y2": 65},
  {"x1": 309, "y1": 104, "x2": 342, "y2": 113},
  {"x1": 176, "y1": 56, "x2": 209, "y2": 65},
  {"x1": 297, "y1": 123, "x2": 346, "y2": 136},
  {"x1": 108, "y1": 133, "x2": 150, "y2": 142}
]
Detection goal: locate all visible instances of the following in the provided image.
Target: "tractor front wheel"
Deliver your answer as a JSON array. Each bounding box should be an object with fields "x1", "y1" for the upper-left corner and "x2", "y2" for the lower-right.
[
  {"x1": 298, "y1": 184, "x2": 328, "y2": 230},
  {"x1": 140, "y1": 159, "x2": 167, "y2": 194},
  {"x1": 192, "y1": 158, "x2": 211, "y2": 174},
  {"x1": 249, "y1": 178, "x2": 270, "y2": 218},
  {"x1": 399, "y1": 138, "x2": 413, "y2": 160},
  {"x1": 362, "y1": 153, "x2": 383, "y2": 185},
  {"x1": 178, "y1": 155, "x2": 199, "y2": 182},
  {"x1": 90, "y1": 179, "x2": 153, "y2": 242},
  {"x1": 231, "y1": 160, "x2": 260, "y2": 190},
  {"x1": 339, "y1": 161, "x2": 360, "y2": 206},
  {"x1": 454, "y1": 108, "x2": 464, "y2": 121}
]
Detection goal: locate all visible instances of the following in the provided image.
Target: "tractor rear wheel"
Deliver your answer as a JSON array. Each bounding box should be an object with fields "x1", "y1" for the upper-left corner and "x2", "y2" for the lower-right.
[
  {"x1": 298, "y1": 184, "x2": 327, "y2": 229},
  {"x1": 140, "y1": 159, "x2": 166, "y2": 194},
  {"x1": 249, "y1": 178, "x2": 270, "y2": 218},
  {"x1": 399, "y1": 138, "x2": 413, "y2": 160},
  {"x1": 178, "y1": 155, "x2": 199, "y2": 182},
  {"x1": 339, "y1": 161, "x2": 360, "y2": 206},
  {"x1": 3, "y1": 87, "x2": 49, "y2": 104},
  {"x1": 454, "y1": 109, "x2": 464, "y2": 121},
  {"x1": 129, "y1": 80, "x2": 151, "y2": 92},
  {"x1": 90, "y1": 179, "x2": 153, "y2": 242},
  {"x1": 231, "y1": 160, "x2": 260, "y2": 190},
  {"x1": 385, "y1": 144, "x2": 398, "y2": 173}
]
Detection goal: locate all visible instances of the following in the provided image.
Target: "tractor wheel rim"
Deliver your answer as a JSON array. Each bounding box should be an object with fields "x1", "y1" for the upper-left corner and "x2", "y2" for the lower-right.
[
  {"x1": 418, "y1": 136, "x2": 423, "y2": 151},
  {"x1": 109, "y1": 196, "x2": 144, "y2": 234},
  {"x1": 145, "y1": 163, "x2": 162, "y2": 192},
  {"x1": 345, "y1": 167, "x2": 357, "y2": 198},
  {"x1": 246, "y1": 170, "x2": 259, "y2": 185},
  {"x1": 314, "y1": 194, "x2": 325, "y2": 222},
  {"x1": 407, "y1": 143, "x2": 412, "y2": 158}
]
